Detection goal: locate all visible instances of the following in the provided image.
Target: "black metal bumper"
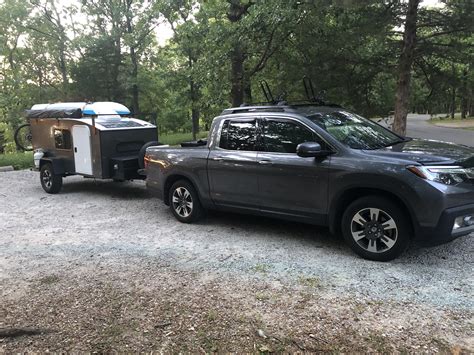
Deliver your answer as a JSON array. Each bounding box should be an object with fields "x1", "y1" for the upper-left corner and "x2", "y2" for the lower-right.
[{"x1": 418, "y1": 203, "x2": 474, "y2": 246}]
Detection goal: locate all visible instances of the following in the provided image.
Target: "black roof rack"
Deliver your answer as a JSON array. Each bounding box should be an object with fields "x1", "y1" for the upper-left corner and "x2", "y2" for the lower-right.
[
  {"x1": 221, "y1": 101, "x2": 342, "y2": 115},
  {"x1": 221, "y1": 78, "x2": 343, "y2": 115}
]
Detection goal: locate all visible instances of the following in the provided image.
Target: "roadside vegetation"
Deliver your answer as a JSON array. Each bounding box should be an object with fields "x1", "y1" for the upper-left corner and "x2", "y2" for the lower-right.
[
  {"x1": 0, "y1": 131, "x2": 209, "y2": 169},
  {"x1": 0, "y1": 1, "x2": 472, "y2": 149},
  {"x1": 0, "y1": 131, "x2": 207, "y2": 170},
  {"x1": 0, "y1": 151, "x2": 33, "y2": 170},
  {"x1": 159, "y1": 131, "x2": 209, "y2": 146},
  {"x1": 429, "y1": 115, "x2": 474, "y2": 130}
]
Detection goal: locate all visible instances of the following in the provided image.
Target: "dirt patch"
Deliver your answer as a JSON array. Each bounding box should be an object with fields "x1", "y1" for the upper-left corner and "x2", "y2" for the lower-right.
[{"x1": 1, "y1": 263, "x2": 472, "y2": 353}]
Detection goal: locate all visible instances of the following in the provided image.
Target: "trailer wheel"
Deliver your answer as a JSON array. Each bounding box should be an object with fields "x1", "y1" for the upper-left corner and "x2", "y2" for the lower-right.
[
  {"x1": 40, "y1": 163, "x2": 63, "y2": 194},
  {"x1": 14, "y1": 123, "x2": 33, "y2": 151},
  {"x1": 139, "y1": 141, "x2": 163, "y2": 169}
]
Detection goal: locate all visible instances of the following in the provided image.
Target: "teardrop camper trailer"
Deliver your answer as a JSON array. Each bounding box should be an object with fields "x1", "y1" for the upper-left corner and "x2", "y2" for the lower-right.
[{"x1": 28, "y1": 102, "x2": 161, "y2": 193}]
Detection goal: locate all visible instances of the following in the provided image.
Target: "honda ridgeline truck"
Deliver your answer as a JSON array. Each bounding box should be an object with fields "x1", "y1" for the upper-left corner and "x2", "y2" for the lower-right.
[{"x1": 144, "y1": 103, "x2": 474, "y2": 261}]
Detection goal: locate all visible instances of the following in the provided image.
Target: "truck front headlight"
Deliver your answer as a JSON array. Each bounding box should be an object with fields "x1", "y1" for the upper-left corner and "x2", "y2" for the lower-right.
[{"x1": 407, "y1": 165, "x2": 473, "y2": 186}]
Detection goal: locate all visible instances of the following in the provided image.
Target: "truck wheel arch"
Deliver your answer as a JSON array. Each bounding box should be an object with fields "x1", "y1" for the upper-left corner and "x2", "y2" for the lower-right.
[{"x1": 329, "y1": 187, "x2": 417, "y2": 238}]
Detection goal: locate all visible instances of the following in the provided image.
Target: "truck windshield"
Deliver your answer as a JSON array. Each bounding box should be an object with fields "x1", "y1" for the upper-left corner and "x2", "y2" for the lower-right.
[{"x1": 303, "y1": 110, "x2": 403, "y2": 150}]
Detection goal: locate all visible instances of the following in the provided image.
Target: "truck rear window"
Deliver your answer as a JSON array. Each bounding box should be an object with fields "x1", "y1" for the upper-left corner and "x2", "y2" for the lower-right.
[{"x1": 219, "y1": 120, "x2": 257, "y2": 151}]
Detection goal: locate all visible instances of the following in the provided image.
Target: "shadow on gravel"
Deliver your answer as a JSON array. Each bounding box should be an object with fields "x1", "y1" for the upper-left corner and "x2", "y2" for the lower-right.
[
  {"x1": 0, "y1": 328, "x2": 50, "y2": 339},
  {"x1": 60, "y1": 179, "x2": 151, "y2": 199},
  {"x1": 199, "y1": 210, "x2": 471, "y2": 263},
  {"x1": 204, "y1": 210, "x2": 344, "y2": 249}
]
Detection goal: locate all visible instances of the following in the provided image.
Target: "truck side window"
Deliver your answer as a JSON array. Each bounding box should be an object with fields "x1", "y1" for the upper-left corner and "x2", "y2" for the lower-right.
[
  {"x1": 54, "y1": 129, "x2": 72, "y2": 150},
  {"x1": 263, "y1": 119, "x2": 324, "y2": 153},
  {"x1": 219, "y1": 119, "x2": 257, "y2": 151}
]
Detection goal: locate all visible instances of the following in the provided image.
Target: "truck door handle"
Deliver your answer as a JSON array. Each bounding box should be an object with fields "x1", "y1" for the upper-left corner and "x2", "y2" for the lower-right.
[
  {"x1": 212, "y1": 156, "x2": 224, "y2": 161},
  {"x1": 258, "y1": 160, "x2": 273, "y2": 165}
]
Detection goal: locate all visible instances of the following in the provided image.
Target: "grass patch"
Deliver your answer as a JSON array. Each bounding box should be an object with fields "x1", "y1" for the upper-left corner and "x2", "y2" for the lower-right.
[
  {"x1": 38, "y1": 275, "x2": 60, "y2": 285},
  {"x1": 297, "y1": 276, "x2": 322, "y2": 288},
  {"x1": 255, "y1": 292, "x2": 271, "y2": 301},
  {"x1": 429, "y1": 116, "x2": 474, "y2": 123},
  {"x1": 430, "y1": 114, "x2": 474, "y2": 121},
  {"x1": 251, "y1": 264, "x2": 271, "y2": 274},
  {"x1": 0, "y1": 151, "x2": 33, "y2": 169},
  {"x1": 159, "y1": 131, "x2": 208, "y2": 146}
]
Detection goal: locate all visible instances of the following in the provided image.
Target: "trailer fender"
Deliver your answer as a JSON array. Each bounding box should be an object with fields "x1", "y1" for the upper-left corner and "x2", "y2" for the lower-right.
[{"x1": 39, "y1": 158, "x2": 66, "y2": 175}]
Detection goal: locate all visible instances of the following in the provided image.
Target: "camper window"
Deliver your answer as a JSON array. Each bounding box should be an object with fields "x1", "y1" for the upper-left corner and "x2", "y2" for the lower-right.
[{"x1": 54, "y1": 129, "x2": 72, "y2": 150}]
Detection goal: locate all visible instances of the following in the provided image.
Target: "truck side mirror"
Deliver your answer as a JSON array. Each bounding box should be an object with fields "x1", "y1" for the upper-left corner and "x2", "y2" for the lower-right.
[{"x1": 296, "y1": 142, "x2": 330, "y2": 158}]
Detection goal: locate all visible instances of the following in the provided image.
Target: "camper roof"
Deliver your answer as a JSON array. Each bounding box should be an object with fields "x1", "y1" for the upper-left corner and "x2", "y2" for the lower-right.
[{"x1": 29, "y1": 102, "x2": 131, "y2": 116}]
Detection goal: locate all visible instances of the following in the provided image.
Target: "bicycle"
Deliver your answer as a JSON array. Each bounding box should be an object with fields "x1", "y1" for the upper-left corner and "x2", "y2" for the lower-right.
[{"x1": 14, "y1": 122, "x2": 33, "y2": 151}]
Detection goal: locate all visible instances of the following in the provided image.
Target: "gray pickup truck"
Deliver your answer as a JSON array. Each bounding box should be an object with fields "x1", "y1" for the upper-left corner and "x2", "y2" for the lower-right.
[{"x1": 145, "y1": 103, "x2": 474, "y2": 261}]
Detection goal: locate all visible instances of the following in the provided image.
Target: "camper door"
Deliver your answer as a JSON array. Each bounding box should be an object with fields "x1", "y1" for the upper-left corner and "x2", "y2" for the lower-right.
[{"x1": 72, "y1": 125, "x2": 93, "y2": 175}]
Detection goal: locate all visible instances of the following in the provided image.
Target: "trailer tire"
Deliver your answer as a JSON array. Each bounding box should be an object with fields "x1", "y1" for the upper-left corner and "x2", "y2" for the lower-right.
[
  {"x1": 40, "y1": 163, "x2": 63, "y2": 194},
  {"x1": 139, "y1": 141, "x2": 163, "y2": 169}
]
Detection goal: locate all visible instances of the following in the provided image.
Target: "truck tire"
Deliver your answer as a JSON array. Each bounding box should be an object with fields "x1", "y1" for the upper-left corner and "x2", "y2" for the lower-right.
[
  {"x1": 169, "y1": 179, "x2": 205, "y2": 223},
  {"x1": 40, "y1": 163, "x2": 63, "y2": 194},
  {"x1": 341, "y1": 196, "x2": 410, "y2": 261},
  {"x1": 138, "y1": 141, "x2": 163, "y2": 169}
]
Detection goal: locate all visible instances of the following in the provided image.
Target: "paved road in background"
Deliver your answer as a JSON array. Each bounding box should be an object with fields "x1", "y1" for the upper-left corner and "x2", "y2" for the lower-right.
[{"x1": 406, "y1": 113, "x2": 473, "y2": 147}]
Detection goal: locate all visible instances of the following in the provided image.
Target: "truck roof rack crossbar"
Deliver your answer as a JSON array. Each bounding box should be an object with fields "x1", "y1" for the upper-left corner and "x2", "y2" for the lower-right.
[
  {"x1": 221, "y1": 101, "x2": 342, "y2": 115},
  {"x1": 221, "y1": 106, "x2": 295, "y2": 115}
]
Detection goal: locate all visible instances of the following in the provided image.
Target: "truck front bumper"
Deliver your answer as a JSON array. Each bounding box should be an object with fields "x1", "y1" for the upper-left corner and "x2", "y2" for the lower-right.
[{"x1": 418, "y1": 203, "x2": 474, "y2": 245}]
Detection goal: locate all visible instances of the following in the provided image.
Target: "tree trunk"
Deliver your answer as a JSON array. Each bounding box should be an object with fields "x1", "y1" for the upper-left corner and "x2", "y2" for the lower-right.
[
  {"x1": 460, "y1": 68, "x2": 468, "y2": 119},
  {"x1": 130, "y1": 46, "x2": 140, "y2": 114},
  {"x1": 125, "y1": 4, "x2": 140, "y2": 115},
  {"x1": 186, "y1": 53, "x2": 200, "y2": 140},
  {"x1": 230, "y1": 46, "x2": 245, "y2": 106},
  {"x1": 244, "y1": 77, "x2": 252, "y2": 103},
  {"x1": 392, "y1": 0, "x2": 420, "y2": 136},
  {"x1": 58, "y1": 43, "x2": 68, "y2": 100},
  {"x1": 112, "y1": 42, "x2": 122, "y2": 102},
  {"x1": 451, "y1": 87, "x2": 456, "y2": 119},
  {"x1": 227, "y1": 0, "x2": 253, "y2": 107}
]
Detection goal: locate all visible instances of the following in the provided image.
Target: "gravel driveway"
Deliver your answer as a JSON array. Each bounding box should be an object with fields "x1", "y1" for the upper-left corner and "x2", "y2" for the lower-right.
[{"x1": 1, "y1": 170, "x2": 473, "y2": 352}]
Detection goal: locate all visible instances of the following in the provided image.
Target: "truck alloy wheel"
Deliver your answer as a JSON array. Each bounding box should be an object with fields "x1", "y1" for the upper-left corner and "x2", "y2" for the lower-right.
[
  {"x1": 350, "y1": 207, "x2": 398, "y2": 253},
  {"x1": 172, "y1": 187, "x2": 194, "y2": 218},
  {"x1": 169, "y1": 180, "x2": 204, "y2": 223},
  {"x1": 342, "y1": 196, "x2": 410, "y2": 261}
]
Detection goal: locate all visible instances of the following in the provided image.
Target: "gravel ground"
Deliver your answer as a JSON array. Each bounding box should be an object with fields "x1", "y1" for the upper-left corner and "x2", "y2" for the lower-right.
[{"x1": 1, "y1": 170, "x2": 473, "y2": 352}]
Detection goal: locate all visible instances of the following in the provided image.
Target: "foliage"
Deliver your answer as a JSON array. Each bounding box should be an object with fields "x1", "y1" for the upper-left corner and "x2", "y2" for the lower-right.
[
  {"x1": 0, "y1": 0, "x2": 472, "y2": 148},
  {"x1": 159, "y1": 131, "x2": 208, "y2": 146},
  {"x1": 0, "y1": 151, "x2": 33, "y2": 169}
]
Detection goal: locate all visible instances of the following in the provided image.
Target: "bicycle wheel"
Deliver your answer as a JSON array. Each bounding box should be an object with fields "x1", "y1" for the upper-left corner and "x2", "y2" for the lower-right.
[{"x1": 14, "y1": 123, "x2": 33, "y2": 151}]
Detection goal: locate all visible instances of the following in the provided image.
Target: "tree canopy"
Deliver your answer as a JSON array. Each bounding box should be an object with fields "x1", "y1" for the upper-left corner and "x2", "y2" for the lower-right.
[{"x1": 0, "y1": 0, "x2": 472, "y2": 140}]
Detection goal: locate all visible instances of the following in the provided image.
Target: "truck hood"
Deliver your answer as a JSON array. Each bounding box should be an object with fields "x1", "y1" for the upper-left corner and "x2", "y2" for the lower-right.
[{"x1": 365, "y1": 139, "x2": 474, "y2": 167}]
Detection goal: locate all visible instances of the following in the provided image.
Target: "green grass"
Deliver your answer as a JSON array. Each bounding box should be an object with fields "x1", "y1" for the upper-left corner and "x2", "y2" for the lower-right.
[
  {"x1": 429, "y1": 115, "x2": 474, "y2": 123},
  {"x1": 0, "y1": 151, "x2": 33, "y2": 169},
  {"x1": 159, "y1": 131, "x2": 209, "y2": 146}
]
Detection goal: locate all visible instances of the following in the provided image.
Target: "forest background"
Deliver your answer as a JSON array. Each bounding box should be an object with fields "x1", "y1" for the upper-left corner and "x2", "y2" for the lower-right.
[{"x1": 0, "y1": 0, "x2": 472, "y2": 152}]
